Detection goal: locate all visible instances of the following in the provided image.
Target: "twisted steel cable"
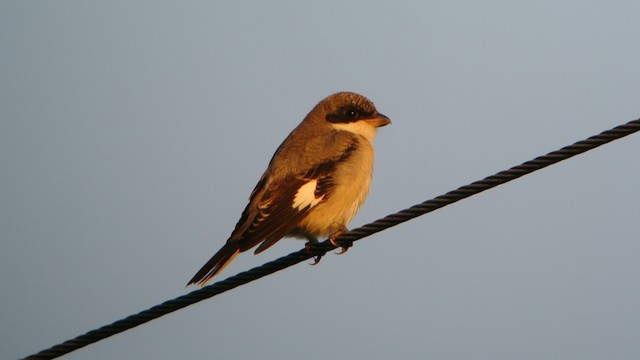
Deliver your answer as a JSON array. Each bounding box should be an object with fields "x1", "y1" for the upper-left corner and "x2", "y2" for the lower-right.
[{"x1": 25, "y1": 118, "x2": 640, "y2": 359}]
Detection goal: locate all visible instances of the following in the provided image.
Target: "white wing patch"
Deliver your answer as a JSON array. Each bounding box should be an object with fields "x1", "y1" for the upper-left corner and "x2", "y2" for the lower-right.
[{"x1": 292, "y1": 179, "x2": 325, "y2": 210}]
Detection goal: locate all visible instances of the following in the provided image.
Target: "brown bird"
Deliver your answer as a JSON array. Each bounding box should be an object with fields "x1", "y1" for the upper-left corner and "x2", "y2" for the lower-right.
[{"x1": 188, "y1": 92, "x2": 390, "y2": 286}]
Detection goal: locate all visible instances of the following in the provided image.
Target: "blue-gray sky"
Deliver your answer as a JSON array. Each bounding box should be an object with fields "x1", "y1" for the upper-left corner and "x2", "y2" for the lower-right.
[{"x1": 2, "y1": 1, "x2": 639, "y2": 359}]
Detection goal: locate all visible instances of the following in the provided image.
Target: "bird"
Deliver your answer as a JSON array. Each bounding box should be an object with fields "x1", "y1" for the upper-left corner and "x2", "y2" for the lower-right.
[{"x1": 188, "y1": 92, "x2": 391, "y2": 286}]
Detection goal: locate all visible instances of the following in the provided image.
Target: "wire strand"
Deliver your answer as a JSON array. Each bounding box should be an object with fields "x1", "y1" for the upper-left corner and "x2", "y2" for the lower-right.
[{"x1": 24, "y1": 118, "x2": 640, "y2": 359}]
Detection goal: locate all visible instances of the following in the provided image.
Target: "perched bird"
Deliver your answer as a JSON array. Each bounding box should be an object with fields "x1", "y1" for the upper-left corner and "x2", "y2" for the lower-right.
[{"x1": 188, "y1": 92, "x2": 390, "y2": 286}]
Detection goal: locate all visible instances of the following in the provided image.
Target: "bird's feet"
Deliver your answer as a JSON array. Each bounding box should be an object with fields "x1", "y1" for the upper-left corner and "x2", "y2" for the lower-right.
[
  {"x1": 305, "y1": 238, "x2": 324, "y2": 265},
  {"x1": 329, "y1": 224, "x2": 352, "y2": 254}
]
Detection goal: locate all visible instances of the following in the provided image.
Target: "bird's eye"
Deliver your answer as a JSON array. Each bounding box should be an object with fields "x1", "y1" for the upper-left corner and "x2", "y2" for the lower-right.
[{"x1": 346, "y1": 109, "x2": 358, "y2": 118}]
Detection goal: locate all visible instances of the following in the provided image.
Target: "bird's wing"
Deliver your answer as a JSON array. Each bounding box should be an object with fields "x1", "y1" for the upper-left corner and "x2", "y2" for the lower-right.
[
  {"x1": 233, "y1": 175, "x2": 312, "y2": 252},
  {"x1": 232, "y1": 133, "x2": 359, "y2": 254},
  {"x1": 187, "y1": 174, "x2": 313, "y2": 285},
  {"x1": 187, "y1": 132, "x2": 358, "y2": 285}
]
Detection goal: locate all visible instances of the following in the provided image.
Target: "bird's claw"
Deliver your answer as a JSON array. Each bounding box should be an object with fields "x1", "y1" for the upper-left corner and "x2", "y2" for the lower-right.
[
  {"x1": 305, "y1": 241, "x2": 324, "y2": 265},
  {"x1": 304, "y1": 226, "x2": 351, "y2": 264},
  {"x1": 335, "y1": 246, "x2": 349, "y2": 255},
  {"x1": 311, "y1": 254, "x2": 323, "y2": 265},
  {"x1": 329, "y1": 227, "x2": 352, "y2": 255}
]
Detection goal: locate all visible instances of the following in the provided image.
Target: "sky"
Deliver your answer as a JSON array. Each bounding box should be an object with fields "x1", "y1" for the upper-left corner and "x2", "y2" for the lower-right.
[{"x1": 2, "y1": 1, "x2": 639, "y2": 359}]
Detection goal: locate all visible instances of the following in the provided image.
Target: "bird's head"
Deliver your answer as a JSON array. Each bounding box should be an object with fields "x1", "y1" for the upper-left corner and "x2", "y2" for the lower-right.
[{"x1": 311, "y1": 92, "x2": 391, "y2": 141}]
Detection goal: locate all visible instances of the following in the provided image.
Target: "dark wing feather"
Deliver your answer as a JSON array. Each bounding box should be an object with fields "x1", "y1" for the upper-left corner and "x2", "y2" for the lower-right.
[{"x1": 236, "y1": 176, "x2": 313, "y2": 253}]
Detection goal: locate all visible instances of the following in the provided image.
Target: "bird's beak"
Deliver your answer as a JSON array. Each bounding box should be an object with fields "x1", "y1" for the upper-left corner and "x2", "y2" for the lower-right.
[{"x1": 366, "y1": 113, "x2": 391, "y2": 128}]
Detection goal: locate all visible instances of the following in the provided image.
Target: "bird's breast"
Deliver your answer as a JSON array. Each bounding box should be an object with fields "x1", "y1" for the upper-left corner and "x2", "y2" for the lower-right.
[{"x1": 296, "y1": 140, "x2": 375, "y2": 236}]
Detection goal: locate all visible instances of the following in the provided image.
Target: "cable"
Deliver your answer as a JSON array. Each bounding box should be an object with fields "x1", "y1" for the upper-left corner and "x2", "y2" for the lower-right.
[{"x1": 24, "y1": 118, "x2": 640, "y2": 359}]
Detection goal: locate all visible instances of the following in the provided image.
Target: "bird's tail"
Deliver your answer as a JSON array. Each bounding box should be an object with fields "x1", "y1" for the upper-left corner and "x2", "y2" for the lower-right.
[{"x1": 187, "y1": 243, "x2": 239, "y2": 286}]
